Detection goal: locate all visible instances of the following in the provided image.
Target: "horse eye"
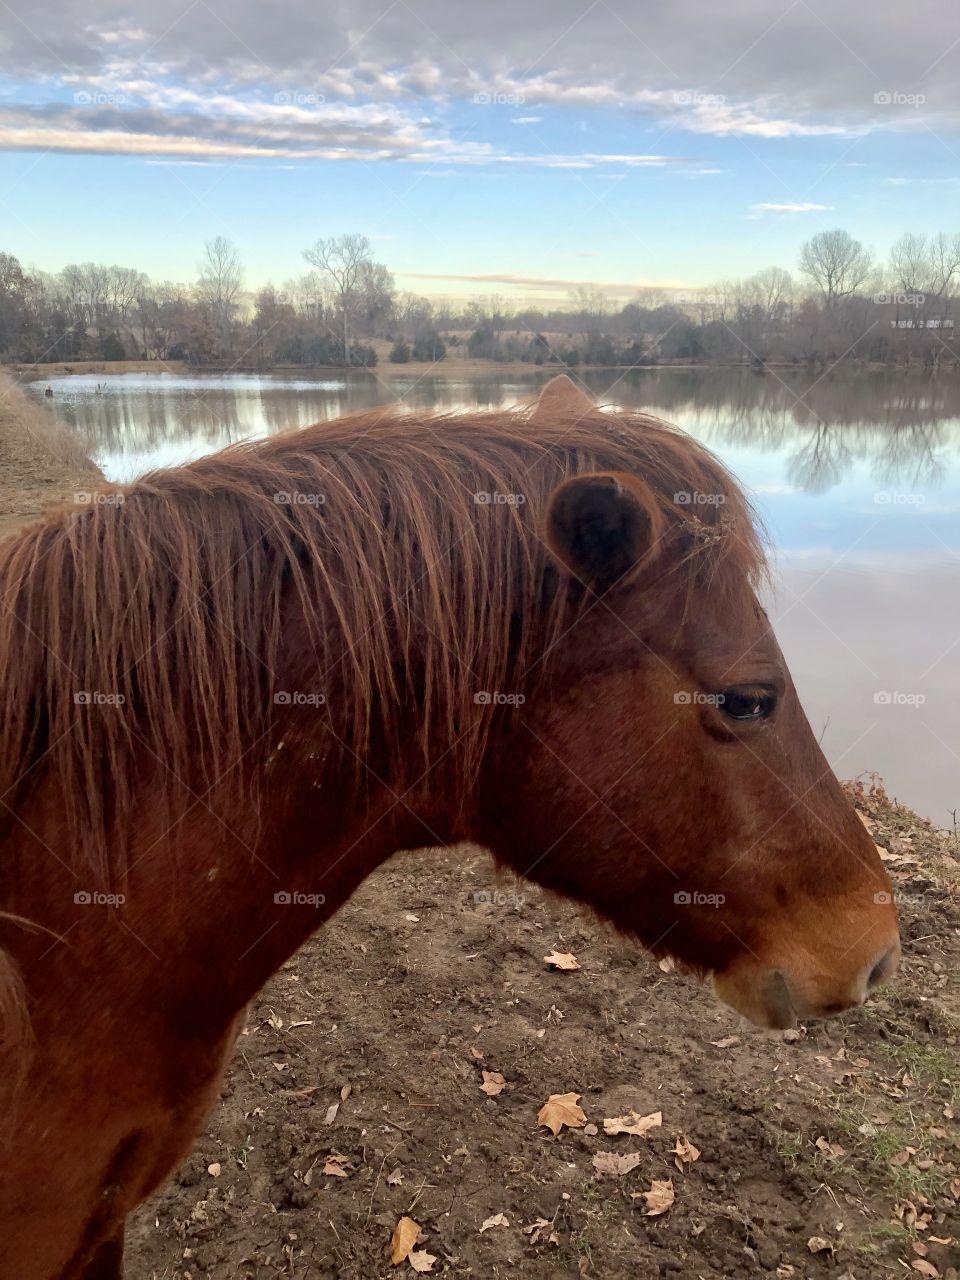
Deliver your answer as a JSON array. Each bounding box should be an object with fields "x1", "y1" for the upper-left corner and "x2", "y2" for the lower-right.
[{"x1": 717, "y1": 686, "x2": 778, "y2": 721}]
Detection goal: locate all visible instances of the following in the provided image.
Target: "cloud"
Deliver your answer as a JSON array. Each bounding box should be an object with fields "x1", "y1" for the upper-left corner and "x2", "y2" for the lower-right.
[
  {"x1": 1, "y1": 0, "x2": 956, "y2": 166},
  {"x1": 401, "y1": 270, "x2": 688, "y2": 291},
  {"x1": 751, "y1": 201, "x2": 833, "y2": 212}
]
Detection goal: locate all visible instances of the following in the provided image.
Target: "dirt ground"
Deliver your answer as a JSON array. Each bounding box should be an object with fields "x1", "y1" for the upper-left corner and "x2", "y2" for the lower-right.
[
  {"x1": 1, "y1": 382, "x2": 957, "y2": 1279},
  {"x1": 121, "y1": 783, "x2": 959, "y2": 1280}
]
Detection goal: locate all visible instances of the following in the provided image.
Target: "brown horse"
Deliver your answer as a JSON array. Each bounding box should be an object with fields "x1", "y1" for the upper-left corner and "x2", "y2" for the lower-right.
[{"x1": 0, "y1": 376, "x2": 898, "y2": 1277}]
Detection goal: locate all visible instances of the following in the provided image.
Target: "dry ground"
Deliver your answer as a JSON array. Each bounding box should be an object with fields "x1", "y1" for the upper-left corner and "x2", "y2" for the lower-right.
[{"x1": 126, "y1": 784, "x2": 959, "y2": 1280}]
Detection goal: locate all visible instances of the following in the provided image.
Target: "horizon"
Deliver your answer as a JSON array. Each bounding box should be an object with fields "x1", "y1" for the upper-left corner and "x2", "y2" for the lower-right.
[{"x1": 3, "y1": 0, "x2": 960, "y2": 301}]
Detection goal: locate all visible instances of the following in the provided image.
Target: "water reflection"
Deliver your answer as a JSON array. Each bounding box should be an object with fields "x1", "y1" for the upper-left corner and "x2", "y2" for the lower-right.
[{"x1": 28, "y1": 367, "x2": 960, "y2": 497}]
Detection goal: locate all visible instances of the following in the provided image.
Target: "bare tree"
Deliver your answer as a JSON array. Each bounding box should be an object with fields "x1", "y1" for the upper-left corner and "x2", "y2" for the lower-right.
[
  {"x1": 196, "y1": 236, "x2": 244, "y2": 356},
  {"x1": 799, "y1": 230, "x2": 872, "y2": 308},
  {"x1": 301, "y1": 233, "x2": 373, "y2": 360}
]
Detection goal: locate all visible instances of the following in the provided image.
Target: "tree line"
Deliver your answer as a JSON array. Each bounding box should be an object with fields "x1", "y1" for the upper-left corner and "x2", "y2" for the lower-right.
[{"x1": 3, "y1": 228, "x2": 960, "y2": 371}]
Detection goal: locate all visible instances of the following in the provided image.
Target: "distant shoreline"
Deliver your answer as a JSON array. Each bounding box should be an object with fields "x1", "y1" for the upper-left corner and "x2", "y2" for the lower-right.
[{"x1": 12, "y1": 355, "x2": 958, "y2": 383}]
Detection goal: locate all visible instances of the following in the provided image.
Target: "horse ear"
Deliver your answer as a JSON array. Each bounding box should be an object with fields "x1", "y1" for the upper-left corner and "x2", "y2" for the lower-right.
[
  {"x1": 544, "y1": 471, "x2": 665, "y2": 591},
  {"x1": 532, "y1": 374, "x2": 596, "y2": 421}
]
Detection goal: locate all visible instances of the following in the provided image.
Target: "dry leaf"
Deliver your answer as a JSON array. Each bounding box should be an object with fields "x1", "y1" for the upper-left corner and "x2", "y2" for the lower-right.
[
  {"x1": 524, "y1": 1218, "x2": 560, "y2": 1246},
  {"x1": 470, "y1": 1045, "x2": 484, "y2": 1060},
  {"x1": 386, "y1": 1168, "x2": 403, "y2": 1186},
  {"x1": 480, "y1": 1212, "x2": 510, "y2": 1232},
  {"x1": 815, "y1": 1136, "x2": 846, "y2": 1160},
  {"x1": 603, "y1": 1109, "x2": 662, "y2": 1137},
  {"x1": 340, "y1": 1083, "x2": 352, "y2": 1102},
  {"x1": 323, "y1": 1154, "x2": 351, "y2": 1178},
  {"x1": 593, "y1": 1151, "x2": 643, "y2": 1177},
  {"x1": 673, "y1": 1135, "x2": 701, "y2": 1170},
  {"x1": 543, "y1": 950, "x2": 580, "y2": 971},
  {"x1": 207, "y1": 1162, "x2": 221, "y2": 1178},
  {"x1": 912, "y1": 1262, "x2": 938, "y2": 1278},
  {"x1": 408, "y1": 1251, "x2": 437, "y2": 1273},
  {"x1": 658, "y1": 956, "x2": 676, "y2": 973},
  {"x1": 538, "y1": 1092, "x2": 587, "y2": 1136},
  {"x1": 324, "y1": 1102, "x2": 340, "y2": 1125},
  {"x1": 807, "y1": 1237, "x2": 834, "y2": 1255},
  {"x1": 890, "y1": 1146, "x2": 916, "y2": 1166},
  {"x1": 637, "y1": 1178, "x2": 674, "y2": 1216},
  {"x1": 390, "y1": 1216, "x2": 421, "y2": 1265},
  {"x1": 480, "y1": 1070, "x2": 506, "y2": 1096},
  {"x1": 711, "y1": 1036, "x2": 740, "y2": 1049}
]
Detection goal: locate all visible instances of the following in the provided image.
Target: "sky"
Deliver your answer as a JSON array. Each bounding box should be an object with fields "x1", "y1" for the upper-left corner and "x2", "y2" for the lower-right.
[{"x1": 2, "y1": 0, "x2": 960, "y2": 302}]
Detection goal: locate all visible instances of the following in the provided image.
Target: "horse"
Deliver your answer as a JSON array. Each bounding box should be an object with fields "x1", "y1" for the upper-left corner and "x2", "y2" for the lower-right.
[{"x1": 0, "y1": 375, "x2": 899, "y2": 1277}]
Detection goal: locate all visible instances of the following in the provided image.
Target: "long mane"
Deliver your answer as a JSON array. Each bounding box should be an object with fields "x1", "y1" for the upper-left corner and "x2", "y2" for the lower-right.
[{"x1": 0, "y1": 404, "x2": 765, "y2": 886}]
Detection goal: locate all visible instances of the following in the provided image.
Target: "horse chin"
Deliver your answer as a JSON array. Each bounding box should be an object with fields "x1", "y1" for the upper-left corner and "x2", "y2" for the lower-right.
[{"x1": 710, "y1": 967, "x2": 798, "y2": 1030}]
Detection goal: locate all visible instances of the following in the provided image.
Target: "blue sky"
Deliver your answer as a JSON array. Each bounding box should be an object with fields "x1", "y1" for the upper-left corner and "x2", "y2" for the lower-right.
[{"x1": 2, "y1": 0, "x2": 960, "y2": 300}]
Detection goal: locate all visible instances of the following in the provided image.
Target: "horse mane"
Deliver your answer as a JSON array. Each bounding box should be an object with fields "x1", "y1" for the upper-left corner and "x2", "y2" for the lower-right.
[{"x1": 0, "y1": 404, "x2": 765, "y2": 887}]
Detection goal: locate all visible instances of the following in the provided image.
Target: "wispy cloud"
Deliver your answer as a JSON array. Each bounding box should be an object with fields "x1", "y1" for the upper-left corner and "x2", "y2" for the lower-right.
[{"x1": 751, "y1": 201, "x2": 834, "y2": 213}]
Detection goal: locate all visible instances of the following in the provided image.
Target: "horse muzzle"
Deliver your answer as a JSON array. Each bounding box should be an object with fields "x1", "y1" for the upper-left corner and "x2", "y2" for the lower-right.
[{"x1": 712, "y1": 936, "x2": 902, "y2": 1029}]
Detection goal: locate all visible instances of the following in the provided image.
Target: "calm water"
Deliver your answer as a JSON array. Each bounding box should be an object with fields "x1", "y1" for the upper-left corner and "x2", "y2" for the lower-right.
[{"x1": 29, "y1": 367, "x2": 960, "y2": 824}]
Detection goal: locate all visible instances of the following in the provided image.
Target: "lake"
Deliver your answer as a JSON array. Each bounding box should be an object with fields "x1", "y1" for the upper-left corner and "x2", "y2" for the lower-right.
[{"x1": 29, "y1": 366, "x2": 960, "y2": 825}]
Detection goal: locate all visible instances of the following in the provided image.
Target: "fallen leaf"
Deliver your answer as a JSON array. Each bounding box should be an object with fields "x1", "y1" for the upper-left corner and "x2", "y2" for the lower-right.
[
  {"x1": 408, "y1": 1251, "x2": 437, "y2": 1273},
  {"x1": 658, "y1": 956, "x2": 676, "y2": 973},
  {"x1": 267, "y1": 1011, "x2": 283, "y2": 1031},
  {"x1": 340, "y1": 1083, "x2": 352, "y2": 1102},
  {"x1": 538, "y1": 1092, "x2": 587, "y2": 1136},
  {"x1": 480, "y1": 1212, "x2": 510, "y2": 1232},
  {"x1": 711, "y1": 1036, "x2": 740, "y2": 1049},
  {"x1": 815, "y1": 1136, "x2": 846, "y2": 1160},
  {"x1": 524, "y1": 1217, "x2": 560, "y2": 1246},
  {"x1": 603, "y1": 1109, "x2": 662, "y2": 1137},
  {"x1": 636, "y1": 1178, "x2": 674, "y2": 1216},
  {"x1": 470, "y1": 1045, "x2": 485, "y2": 1060},
  {"x1": 390, "y1": 1217, "x2": 421, "y2": 1266},
  {"x1": 912, "y1": 1262, "x2": 939, "y2": 1278},
  {"x1": 890, "y1": 1146, "x2": 916, "y2": 1166},
  {"x1": 323, "y1": 1154, "x2": 351, "y2": 1178},
  {"x1": 480, "y1": 1070, "x2": 506, "y2": 1097},
  {"x1": 807, "y1": 1237, "x2": 834, "y2": 1255},
  {"x1": 673, "y1": 1135, "x2": 701, "y2": 1170},
  {"x1": 324, "y1": 1102, "x2": 340, "y2": 1125},
  {"x1": 543, "y1": 950, "x2": 580, "y2": 971},
  {"x1": 386, "y1": 1168, "x2": 403, "y2": 1186},
  {"x1": 593, "y1": 1151, "x2": 643, "y2": 1177},
  {"x1": 207, "y1": 1162, "x2": 221, "y2": 1178}
]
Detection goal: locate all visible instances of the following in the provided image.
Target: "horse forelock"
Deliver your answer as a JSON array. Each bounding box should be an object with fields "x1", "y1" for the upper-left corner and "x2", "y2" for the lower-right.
[{"x1": 0, "y1": 404, "x2": 766, "y2": 887}]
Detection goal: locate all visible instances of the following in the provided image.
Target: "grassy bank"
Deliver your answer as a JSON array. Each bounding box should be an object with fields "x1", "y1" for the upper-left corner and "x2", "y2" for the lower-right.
[{"x1": 0, "y1": 370, "x2": 101, "y2": 534}]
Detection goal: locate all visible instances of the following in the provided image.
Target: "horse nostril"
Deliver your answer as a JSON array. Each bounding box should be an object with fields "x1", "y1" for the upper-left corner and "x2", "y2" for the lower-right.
[{"x1": 867, "y1": 945, "x2": 897, "y2": 992}]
